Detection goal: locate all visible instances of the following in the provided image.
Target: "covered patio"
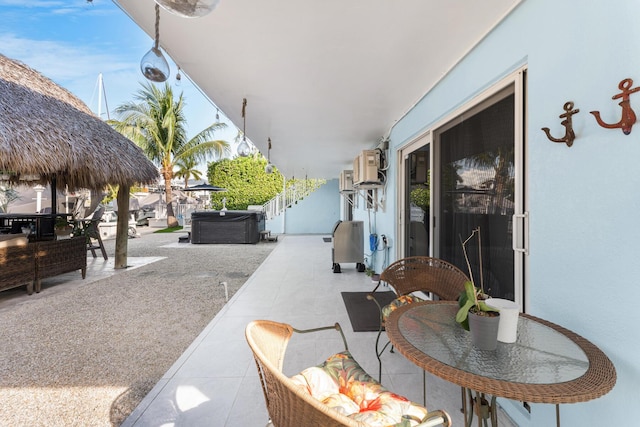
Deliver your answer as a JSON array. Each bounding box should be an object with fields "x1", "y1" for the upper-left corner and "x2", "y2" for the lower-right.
[{"x1": 110, "y1": 1, "x2": 634, "y2": 425}]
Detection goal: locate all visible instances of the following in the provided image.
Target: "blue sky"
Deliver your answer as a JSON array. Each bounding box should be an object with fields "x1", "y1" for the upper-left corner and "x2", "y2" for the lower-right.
[{"x1": 0, "y1": 0, "x2": 239, "y2": 169}]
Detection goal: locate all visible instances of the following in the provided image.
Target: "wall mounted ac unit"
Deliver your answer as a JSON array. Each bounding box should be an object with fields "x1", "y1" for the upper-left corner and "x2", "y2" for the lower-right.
[
  {"x1": 353, "y1": 149, "x2": 381, "y2": 187},
  {"x1": 339, "y1": 170, "x2": 354, "y2": 193}
]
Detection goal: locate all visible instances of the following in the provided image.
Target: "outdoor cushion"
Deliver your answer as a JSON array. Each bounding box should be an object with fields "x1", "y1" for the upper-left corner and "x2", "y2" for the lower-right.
[
  {"x1": 381, "y1": 295, "x2": 425, "y2": 324},
  {"x1": 290, "y1": 351, "x2": 429, "y2": 427},
  {"x1": 0, "y1": 235, "x2": 28, "y2": 248}
]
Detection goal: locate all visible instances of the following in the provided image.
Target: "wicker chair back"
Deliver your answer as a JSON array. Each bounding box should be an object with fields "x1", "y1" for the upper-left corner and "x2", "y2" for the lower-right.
[
  {"x1": 380, "y1": 256, "x2": 469, "y2": 301},
  {"x1": 245, "y1": 320, "x2": 362, "y2": 427}
]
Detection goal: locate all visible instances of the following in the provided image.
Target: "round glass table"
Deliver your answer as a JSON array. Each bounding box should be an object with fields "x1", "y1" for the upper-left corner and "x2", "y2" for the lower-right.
[{"x1": 385, "y1": 301, "x2": 616, "y2": 426}]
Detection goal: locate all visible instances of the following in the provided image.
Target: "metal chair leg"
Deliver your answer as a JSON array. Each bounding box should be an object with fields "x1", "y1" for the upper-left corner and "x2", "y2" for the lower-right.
[{"x1": 423, "y1": 370, "x2": 427, "y2": 407}]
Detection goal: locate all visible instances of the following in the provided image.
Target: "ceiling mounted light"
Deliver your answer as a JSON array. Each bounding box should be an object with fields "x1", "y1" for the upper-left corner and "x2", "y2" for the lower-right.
[
  {"x1": 140, "y1": 3, "x2": 170, "y2": 82},
  {"x1": 265, "y1": 138, "x2": 274, "y2": 174},
  {"x1": 155, "y1": 0, "x2": 220, "y2": 18},
  {"x1": 237, "y1": 98, "x2": 252, "y2": 157},
  {"x1": 175, "y1": 66, "x2": 182, "y2": 85}
]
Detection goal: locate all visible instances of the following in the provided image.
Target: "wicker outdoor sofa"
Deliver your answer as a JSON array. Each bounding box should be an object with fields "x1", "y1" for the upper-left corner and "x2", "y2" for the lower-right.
[{"x1": 0, "y1": 235, "x2": 87, "y2": 295}]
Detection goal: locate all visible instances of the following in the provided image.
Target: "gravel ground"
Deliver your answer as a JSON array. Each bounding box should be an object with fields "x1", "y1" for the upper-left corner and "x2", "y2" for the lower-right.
[{"x1": 0, "y1": 229, "x2": 275, "y2": 427}]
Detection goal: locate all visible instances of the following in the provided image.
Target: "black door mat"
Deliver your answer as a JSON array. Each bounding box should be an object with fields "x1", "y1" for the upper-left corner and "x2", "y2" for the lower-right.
[{"x1": 341, "y1": 291, "x2": 396, "y2": 332}]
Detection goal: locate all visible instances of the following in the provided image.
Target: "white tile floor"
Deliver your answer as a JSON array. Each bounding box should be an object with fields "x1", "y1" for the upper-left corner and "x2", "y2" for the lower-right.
[{"x1": 121, "y1": 235, "x2": 517, "y2": 427}]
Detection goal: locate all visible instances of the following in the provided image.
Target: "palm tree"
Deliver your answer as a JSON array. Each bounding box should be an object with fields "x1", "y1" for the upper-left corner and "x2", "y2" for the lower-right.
[
  {"x1": 109, "y1": 82, "x2": 230, "y2": 227},
  {"x1": 174, "y1": 156, "x2": 202, "y2": 189},
  {"x1": 0, "y1": 185, "x2": 20, "y2": 213},
  {"x1": 462, "y1": 146, "x2": 514, "y2": 214}
]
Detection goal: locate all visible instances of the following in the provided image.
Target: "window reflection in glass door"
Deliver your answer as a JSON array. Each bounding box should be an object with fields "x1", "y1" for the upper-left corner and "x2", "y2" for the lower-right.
[
  {"x1": 405, "y1": 148, "x2": 430, "y2": 257},
  {"x1": 437, "y1": 91, "x2": 516, "y2": 300}
]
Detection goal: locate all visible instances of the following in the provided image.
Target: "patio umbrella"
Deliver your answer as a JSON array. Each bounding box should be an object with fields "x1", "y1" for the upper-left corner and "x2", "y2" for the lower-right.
[
  {"x1": 0, "y1": 53, "x2": 158, "y2": 192},
  {"x1": 182, "y1": 183, "x2": 227, "y2": 192},
  {"x1": 183, "y1": 183, "x2": 227, "y2": 209}
]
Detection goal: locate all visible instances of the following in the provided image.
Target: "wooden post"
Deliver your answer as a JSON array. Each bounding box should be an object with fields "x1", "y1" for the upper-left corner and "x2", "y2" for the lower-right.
[
  {"x1": 51, "y1": 176, "x2": 57, "y2": 214},
  {"x1": 115, "y1": 185, "x2": 130, "y2": 269}
]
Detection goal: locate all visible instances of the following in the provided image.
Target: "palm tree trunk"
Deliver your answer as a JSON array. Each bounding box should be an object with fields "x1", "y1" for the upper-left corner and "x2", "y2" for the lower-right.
[{"x1": 163, "y1": 171, "x2": 178, "y2": 228}]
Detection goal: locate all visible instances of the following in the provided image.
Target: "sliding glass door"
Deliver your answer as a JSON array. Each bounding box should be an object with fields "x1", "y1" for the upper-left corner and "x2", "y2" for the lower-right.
[
  {"x1": 435, "y1": 87, "x2": 517, "y2": 300},
  {"x1": 400, "y1": 70, "x2": 527, "y2": 306}
]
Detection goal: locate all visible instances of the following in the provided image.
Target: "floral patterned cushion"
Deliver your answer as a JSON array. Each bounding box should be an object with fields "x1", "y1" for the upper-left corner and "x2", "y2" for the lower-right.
[
  {"x1": 290, "y1": 351, "x2": 429, "y2": 426},
  {"x1": 381, "y1": 295, "x2": 425, "y2": 324}
]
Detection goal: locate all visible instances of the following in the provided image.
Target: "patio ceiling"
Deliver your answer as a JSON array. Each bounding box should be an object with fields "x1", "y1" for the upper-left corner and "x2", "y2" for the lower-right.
[{"x1": 115, "y1": 0, "x2": 521, "y2": 179}]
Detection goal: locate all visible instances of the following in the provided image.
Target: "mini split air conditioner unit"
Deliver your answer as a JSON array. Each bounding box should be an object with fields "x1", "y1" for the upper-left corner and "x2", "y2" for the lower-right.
[
  {"x1": 339, "y1": 170, "x2": 354, "y2": 193},
  {"x1": 353, "y1": 149, "x2": 381, "y2": 187}
]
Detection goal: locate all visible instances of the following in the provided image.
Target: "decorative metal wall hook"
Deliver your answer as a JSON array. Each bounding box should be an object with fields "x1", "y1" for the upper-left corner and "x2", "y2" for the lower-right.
[
  {"x1": 542, "y1": 101, "x2": 580, "y2": 147},
  {"x1": 590, "y1": 78, "x2": 640, "y2": 135}
]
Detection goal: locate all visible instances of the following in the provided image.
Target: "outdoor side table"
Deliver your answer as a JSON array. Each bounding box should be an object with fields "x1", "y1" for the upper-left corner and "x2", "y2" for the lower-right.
[{"x1": 385, "y1": 301, "x2": 616, "y2": 427}]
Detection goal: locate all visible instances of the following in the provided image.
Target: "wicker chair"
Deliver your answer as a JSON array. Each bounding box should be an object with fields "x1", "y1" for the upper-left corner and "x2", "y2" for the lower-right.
[
  {"x1": 79, "y1": 206, "x2": 107, "y2": 260},
  {"x1": 368, "y1": 257, "x2": 469, "y2": 382},
  {"x1": 245, "y1": 319, "x2": 451, "y2": 427}
]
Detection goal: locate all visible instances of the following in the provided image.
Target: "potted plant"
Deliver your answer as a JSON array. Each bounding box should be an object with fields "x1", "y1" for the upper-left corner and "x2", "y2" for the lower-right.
[
  {"x1": 455, "y1": 227, "x2": 500, "y2": 350},
  {"x1": 365, "y1": 267, "x2": 380, "y2": 282},
  {"x1": 54, "y1": 216, "x2": 73, "y2": 238}
]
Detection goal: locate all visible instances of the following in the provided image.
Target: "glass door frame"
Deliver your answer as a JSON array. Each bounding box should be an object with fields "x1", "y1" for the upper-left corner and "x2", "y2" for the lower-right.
[
  {"x1": 397, "y1": 66, "x2": 528, "y2": 310},
  {"x1": 397, "y1": 133, "x2": 432, "y2": 260}
]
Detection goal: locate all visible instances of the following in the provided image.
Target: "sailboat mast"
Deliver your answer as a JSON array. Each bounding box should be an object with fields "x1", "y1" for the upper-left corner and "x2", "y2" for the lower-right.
[
  {"x1": 98, "y1": 73, "x2": 103, "y2": 119},
  {"x1": 95, "y1": 73, "x2": 110, "y2": 120}
]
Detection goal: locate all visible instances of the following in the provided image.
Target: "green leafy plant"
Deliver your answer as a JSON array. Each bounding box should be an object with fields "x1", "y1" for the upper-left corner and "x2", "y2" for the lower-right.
[
  {"x1": 54, "y1": 216, "x2": 72, "y2": 230},
  {"x1": 207, "y1": 154, "x2": 283, "y2": 210},
  {"x1": 365, "y1": 268, "x2": 381, "y2": 283},
  {"x1": 455, "y1": 227, "x2": 498, "y2": 330}
]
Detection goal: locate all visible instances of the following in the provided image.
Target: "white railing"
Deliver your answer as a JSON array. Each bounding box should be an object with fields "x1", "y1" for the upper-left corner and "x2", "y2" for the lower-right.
[
  {"x1": 175, "y1": 202, "x2": 204, "y2": 226},
  {"x1": 172, "y1": 179, "x2": 325, "y2": 222},
  {"x1": 263, "y1": 179, "x2": 325, "y2": 219}
]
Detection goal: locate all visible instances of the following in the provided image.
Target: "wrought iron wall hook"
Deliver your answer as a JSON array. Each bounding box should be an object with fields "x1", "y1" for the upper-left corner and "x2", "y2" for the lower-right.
[
  {"x1": 590, "y1": 78, "x2": 640, "y2": 135},
  {"x1": 542, "y1": 101, "x2": 579, "y2": 147}
]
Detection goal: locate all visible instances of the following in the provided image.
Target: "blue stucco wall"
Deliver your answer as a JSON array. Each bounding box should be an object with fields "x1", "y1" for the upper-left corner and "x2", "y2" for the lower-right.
[
  {"x1": 270, "y1": 179, "x2": 340, "y2": 234},
  {"x1": 354, "y1": 0, "x2": 639, "y2": 424}
]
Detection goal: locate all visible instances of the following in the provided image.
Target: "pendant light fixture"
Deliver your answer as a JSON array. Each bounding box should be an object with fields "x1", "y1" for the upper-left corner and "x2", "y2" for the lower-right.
[
  {"x1": 155, "y1": 0, "x2": 221, "y2": 18},
  {"x1": 237, "y1": 98, "x2": 252, "y2": 157},
  {"x1": 140, "y1": 3, "x2": 170, "y2": 82},
  {"x1": 265, "y1": 138, "x2": 274, "y2": 173}
]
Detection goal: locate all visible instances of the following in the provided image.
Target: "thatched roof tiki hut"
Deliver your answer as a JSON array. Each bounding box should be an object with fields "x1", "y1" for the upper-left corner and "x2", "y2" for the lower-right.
[{"x1": 0, "y1": 54, "x2": 159, "y2": 268}]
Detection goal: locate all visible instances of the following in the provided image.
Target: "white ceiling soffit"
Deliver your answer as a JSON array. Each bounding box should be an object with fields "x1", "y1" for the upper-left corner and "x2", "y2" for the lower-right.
[{"x1": 115, "y1": 0, "x2": 521, "y2": 179}]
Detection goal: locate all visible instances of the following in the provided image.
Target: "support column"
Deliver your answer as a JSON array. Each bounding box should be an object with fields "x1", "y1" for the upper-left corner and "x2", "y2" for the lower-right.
[{"x1": 115, "y1": 185, "x2": 130, "y2": 269}]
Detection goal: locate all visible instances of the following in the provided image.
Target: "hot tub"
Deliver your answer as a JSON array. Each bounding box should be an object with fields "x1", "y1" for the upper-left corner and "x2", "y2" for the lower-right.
[{"x1": 190, "y1": 210, "x2": 265, "y2": 244}]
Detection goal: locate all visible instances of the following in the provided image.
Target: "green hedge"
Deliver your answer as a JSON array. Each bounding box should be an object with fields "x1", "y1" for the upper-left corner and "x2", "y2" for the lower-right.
[{"x1": 207, "y1": 155, "x2": 283, "y2": 210}]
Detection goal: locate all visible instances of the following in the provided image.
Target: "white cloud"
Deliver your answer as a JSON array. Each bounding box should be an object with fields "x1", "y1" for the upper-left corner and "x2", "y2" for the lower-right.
[
  {"x1": 0, "y1": 34, "x2": 133, "y2": 81},
  {"x1": 0, "y1": 0, "x2": 67, "y2": 7},
  {"x1": 0, "y1": 18, "x2": 238, "y2": 143},
  {"x1": 0, "y1": 33, "x2": 145, "y2": 115}
]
